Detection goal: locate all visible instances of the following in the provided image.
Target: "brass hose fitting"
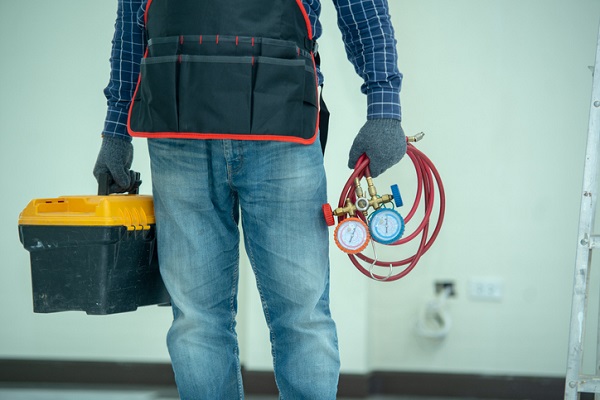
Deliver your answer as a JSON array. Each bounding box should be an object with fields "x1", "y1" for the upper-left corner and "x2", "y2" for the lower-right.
[{"x1": 407, "y1": 132, "x2": 425, "y2": 143}]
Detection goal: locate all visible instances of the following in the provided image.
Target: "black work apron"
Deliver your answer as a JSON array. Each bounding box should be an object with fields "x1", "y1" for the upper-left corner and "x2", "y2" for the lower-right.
[{"x1": 127, "y1": 0, "x2": 320, "y2": 145}]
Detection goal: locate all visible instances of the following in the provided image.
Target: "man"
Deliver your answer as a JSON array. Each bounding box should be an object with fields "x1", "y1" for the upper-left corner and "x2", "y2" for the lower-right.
[{"x1": 94, "y1": 0, "x2": 405, "y2": 398}]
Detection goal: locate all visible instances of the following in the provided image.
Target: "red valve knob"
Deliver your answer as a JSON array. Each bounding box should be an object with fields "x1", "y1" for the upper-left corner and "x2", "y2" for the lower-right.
[{"x1": 322, "y1": 203, "x2": 335, "y2": 226}]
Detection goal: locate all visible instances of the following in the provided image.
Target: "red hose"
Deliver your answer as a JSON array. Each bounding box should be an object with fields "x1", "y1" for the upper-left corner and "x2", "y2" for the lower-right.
[{"x1": 335, "y1": 143, "x2": 445, "y2": 281}]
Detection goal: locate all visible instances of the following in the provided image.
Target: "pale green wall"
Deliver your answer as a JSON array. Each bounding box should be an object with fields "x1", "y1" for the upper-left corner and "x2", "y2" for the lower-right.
[{"x1": 1, "y1": 0, "x2": 599, "y2": 378}]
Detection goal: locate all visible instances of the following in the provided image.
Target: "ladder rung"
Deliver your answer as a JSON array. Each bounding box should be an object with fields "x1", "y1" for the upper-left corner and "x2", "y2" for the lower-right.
[
  {"x1": 571, "y1": 376, "x2": 600, "y2": 392},
  {"x1": 581, "y1": 234, "x2": 600, "y2": 248}
]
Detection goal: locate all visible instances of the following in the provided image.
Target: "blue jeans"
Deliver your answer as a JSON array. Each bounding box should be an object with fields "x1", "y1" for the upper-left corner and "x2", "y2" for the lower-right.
[{"x1": 147, "y1": 138, "x2": 340, "y2": 399}]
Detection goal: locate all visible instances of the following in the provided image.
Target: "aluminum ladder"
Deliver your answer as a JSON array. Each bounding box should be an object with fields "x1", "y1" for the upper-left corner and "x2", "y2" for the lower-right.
[{"x1": 565, "y1": 19, "x2": 600, "y2": 400}]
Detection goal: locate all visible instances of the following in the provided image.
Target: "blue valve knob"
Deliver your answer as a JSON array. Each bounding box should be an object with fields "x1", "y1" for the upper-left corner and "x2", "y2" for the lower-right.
[{"x1": 391, "y1": 184, "x2": 403, "y2": 207}]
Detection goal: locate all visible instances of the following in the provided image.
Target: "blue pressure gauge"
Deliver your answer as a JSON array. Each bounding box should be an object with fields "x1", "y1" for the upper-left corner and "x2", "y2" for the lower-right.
[{"x1": 369, "y1": 208, "x2": 405, "y2": 244}]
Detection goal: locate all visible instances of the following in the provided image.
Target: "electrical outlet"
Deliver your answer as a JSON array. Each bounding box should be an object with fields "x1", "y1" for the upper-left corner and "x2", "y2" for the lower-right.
[
  {"x1": 468, "y1": 277, "x2": 504, "y2": 301},
  {"x1": 435, "y1": 281, "x2": 456, "y2": 297}
]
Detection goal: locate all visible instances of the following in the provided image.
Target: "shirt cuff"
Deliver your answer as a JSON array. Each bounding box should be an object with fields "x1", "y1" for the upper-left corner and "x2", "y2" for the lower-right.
[
  {"x1": 366, "y1": 88, "x2": 402, "y2": 121},
  {"x1": 102, "y1": 107, "x2": 133, "y2": 141}
]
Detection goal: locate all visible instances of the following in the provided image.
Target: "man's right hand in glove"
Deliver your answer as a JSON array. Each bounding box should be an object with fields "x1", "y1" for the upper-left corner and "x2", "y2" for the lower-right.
[{"x1": 93, "y1": 136, "x2": 134, "y2": 193}]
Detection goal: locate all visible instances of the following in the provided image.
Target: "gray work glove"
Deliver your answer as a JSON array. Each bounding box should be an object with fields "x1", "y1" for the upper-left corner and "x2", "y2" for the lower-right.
[
  {"x1": 93, "y1": 136, "x2": 134, "y2": 193},
  {"x1": 348, "y1": 119, "x2": 407, "y2": 178}
]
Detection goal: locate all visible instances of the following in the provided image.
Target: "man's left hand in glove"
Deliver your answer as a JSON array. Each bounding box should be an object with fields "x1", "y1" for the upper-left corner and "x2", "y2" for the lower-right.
[{"x1": 348, "y1": 119, "x2": 407, "y2": 178}]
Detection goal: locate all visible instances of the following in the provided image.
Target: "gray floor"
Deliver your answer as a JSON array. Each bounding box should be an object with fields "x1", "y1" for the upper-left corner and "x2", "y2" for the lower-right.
[{"x1": 0, "y1": 385, "x2": 497, "y2": 400}]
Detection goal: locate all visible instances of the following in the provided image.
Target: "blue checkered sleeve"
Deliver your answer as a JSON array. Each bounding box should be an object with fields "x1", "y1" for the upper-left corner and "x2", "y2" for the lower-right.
[
  {"x1": 333, "y1": 0, "x2": 402, "y2": 120},
  {"x1": 102, "y1": 0, "x2": 145, "y2": 140}
]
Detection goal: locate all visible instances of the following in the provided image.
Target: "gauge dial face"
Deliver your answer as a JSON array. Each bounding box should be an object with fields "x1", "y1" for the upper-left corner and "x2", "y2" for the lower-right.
[
  {"x1": 369, "y1": 208, "x2": 405, "y2": 244},
  {"x1": 334, "y1": 217, "x2": 370, "y2": 254}
]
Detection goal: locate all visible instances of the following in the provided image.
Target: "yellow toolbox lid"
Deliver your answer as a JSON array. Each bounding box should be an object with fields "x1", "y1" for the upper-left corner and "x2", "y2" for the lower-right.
[{"x1": 18, "y1": 195, "x2": 155, "y2": 231}]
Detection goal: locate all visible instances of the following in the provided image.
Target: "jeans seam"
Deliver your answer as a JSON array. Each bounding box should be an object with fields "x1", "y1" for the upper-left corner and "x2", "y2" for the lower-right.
[
  {"x1": 223, "y1": 139, "x2": 244, "y2": 183},
  {"x1": 244, "y1": 237, "x2": 279, "y2": 382},
  {"x1": 229, "y1": 191, "x2": 243, "y2": 399},
  {"x1": 230, "y1": 254, "x2": 243, "y2": 399}
]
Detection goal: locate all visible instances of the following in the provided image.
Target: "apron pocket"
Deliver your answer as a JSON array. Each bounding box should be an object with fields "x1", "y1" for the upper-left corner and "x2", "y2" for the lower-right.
[
  {"x1": 178, "y1": 55, "x2": 253, "y2": 134},
  {"x1": 131, "y1": 56, "x2": 179, "y2": 133},
  {"x1": 252, "y1": 57, "x2": 307, "y2": 137}
]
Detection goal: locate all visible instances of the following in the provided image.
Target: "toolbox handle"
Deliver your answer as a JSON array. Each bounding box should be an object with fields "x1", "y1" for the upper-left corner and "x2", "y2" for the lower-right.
[{"x1": 98, "y1": 171, "x2": 142, "y2": 195}]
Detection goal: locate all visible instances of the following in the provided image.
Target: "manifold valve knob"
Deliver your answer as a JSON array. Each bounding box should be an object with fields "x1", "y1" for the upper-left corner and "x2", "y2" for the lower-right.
[
  {"x1": 322, "y1": 203, "x2": 335, "y2": 226},
  {"x1": 391, "y1": 184, "x2": 403, "y2": 207}
]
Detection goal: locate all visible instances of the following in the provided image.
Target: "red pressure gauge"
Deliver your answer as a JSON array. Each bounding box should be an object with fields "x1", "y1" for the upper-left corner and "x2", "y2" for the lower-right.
[{"x1": 333, "y1": 217, "x2": 370, "y2": 254}]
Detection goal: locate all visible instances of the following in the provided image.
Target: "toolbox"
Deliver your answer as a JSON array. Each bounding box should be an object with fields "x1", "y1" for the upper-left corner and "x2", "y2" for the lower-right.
[{"x1": 18, "y1": 175, "x2": 170, "y2": 315}]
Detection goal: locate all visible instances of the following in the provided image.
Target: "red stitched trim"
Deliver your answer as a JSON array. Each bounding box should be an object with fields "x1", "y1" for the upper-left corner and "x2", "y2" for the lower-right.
[
  {"x1": 127, "y1": 48, "x2": 148, "y2": 136},
  {"x1": 144, "y1": 0, "x2": 152, "y2": 26},
  {"x1": 294, "y1": 0, "x2": 313, "y2": 39},
  {"x1": 128, "y1": 130, "x2": 319, "y2": 144}
]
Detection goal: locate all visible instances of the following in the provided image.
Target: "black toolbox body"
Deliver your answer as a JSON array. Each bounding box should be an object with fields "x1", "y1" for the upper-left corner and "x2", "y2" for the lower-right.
[{"x1": 18, "y1": 195, "x2": 170, "y2": 315}]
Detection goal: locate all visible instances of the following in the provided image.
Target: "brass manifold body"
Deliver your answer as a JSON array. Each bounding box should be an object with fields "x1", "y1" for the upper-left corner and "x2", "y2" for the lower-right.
[
  {"x1": 333, "y1": 132, "x2": 423, "y2": 219},
  {"x1": 332, "y1": 177, "x2": 394, "y2": 218}
]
